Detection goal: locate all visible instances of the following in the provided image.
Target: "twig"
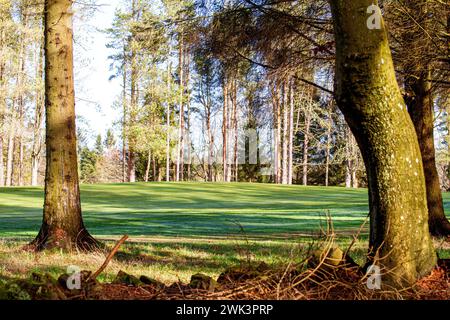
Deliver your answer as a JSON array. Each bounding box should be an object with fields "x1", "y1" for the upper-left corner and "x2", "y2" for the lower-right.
[{"x1": 88, "y1": 235, "x2": 129, "y2": 281}]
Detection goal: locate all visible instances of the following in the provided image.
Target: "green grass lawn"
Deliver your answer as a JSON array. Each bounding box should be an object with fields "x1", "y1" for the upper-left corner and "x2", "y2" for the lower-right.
[
  {"x1": 0, "y1": 182, "x2": 372, "y2": 238},
  {"x1": 1, "y1": 182, "x2": 449, "y2": 284}
]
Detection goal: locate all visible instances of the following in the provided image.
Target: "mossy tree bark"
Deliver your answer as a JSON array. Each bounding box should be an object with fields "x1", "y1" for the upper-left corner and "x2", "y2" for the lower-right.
[
  {"x1": 30, "y1": 0, "x2": 97, "y2": 251},
  {"x1": 330, "y1": 0, "x2": 436, "y2": 287}
]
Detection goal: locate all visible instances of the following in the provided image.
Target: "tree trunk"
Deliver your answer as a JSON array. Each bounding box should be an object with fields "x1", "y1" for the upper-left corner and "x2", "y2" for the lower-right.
[
  {"x1": 0, "y1": 23, "x2": 5, "y2": 187},
  {"x1": 30, "y1": 0, "x2": 97, "y2": 251},
  {"x1": 122, "y1": 43, "x2": 128, "y2": 183},
  {"x1": 407, "y1": 70, "x2": 450, "y2": 236},
  {"x1": 351, "y1": 136, "x2": 359, "y2": 189},
  {"x1": 176, "y1": 34, "x2": 185, "y2": 182},
  {"x1": 330, "y1": 0, "x2": 436, "y2": 287},
  {"x1": 127, "y1": 0, "x2": 138, "y2": 183},
  {"x1": 325, "y1": 105, "x2": 332, "y2": 187},
  {"x1": 282, "y1": 80, "x2": 289, "y2": 185},
  {"x1": 18, "y1": 137, "x2": 23, "y2": 186},
  {"x1": 288, "y1": 78, "x2": 295, "y2": 185},
  {"x1": 207, "y1": 103, "x2": 213, "y2": 182},
  {"x1": 272, "y1": 82, "x2": 281, "y2": 184},
  {"x1": 5, "y1": 129, "x2": 14, "y2": 186},
  {"x1": 344, "y1": 127, "x2": 352, "y2": 188},
  {"x1": 232, "y1": 79, "x2": 238, "y2": 182},
  {"x1": 31, "y1": 40, "x2": 45, "y2": 186},
  {"x1": 222, "y1": 80, "x2": 228, "y2": 182},
  {"x1": 185, "y1": 49, "x2": 191, "y2": 181},
  {"x1": 166, "y1": 62, "x2": 171, "y2": 182},
  {"x1": 152, "y1": 156, "x2": 156, "y2": 181},
  {"x1": 144, "y1": 150, "x2": 151, "y2": 183},
  {"x1": 402, "y1": 0, "x2": 450, "y2": 237},
  {"x1": 302, "y1": 98, "x2": 311, "y2": 186}
]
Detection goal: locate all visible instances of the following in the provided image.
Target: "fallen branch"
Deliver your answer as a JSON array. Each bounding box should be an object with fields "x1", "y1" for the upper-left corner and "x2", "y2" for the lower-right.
[{"x1": 89, "y1": 235, "x2": 129, "y2": 281}]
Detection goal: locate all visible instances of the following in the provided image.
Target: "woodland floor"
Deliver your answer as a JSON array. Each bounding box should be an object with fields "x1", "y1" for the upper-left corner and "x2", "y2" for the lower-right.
[{"x1": 0, "y1": 182, "x2": 449, "y2": 299}]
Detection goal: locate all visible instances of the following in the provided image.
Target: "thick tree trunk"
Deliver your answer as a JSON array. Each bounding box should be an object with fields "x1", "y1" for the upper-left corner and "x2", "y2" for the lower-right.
[
  {"x1": 407, "y1": 70, "x2": 450, "y2": 237},
  {"x1": 330, "y1": 0, "x2": 436, "y2": 287},
  {"x1": 31, "y1": 0, "x2": 97, "y2": 251},
  {"x1": 401, "y1": 0, "x2": 450, "y2": 237}
]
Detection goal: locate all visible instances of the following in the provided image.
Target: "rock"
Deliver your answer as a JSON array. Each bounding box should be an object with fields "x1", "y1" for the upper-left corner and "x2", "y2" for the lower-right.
[
  {"x1": 113, "y1": 271, "x2": 142, "y2": 286},
  {"x1": 307, "y1": 246, "x2": 361, "y2": 277},
  {"x1": 217, "y1": 262, "x2": 270, "y2": 284},
  {"x1": 308, "y1": 247, "x2": 345, "y2": 268},
  {"x1": 58, "y1": 270, "x2": 96, "y2": 291},
  {"x1": 139, "y1": 276, "x2": 165, "y2": 289},
  {"x1": 189, "y1": 273, "x2": 217, "y2": 291}
]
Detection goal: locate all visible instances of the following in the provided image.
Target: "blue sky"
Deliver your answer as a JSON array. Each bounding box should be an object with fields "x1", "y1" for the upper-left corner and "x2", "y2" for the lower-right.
[{"x1": 74, "y1": 1, "x2": 121, "y2": 146}]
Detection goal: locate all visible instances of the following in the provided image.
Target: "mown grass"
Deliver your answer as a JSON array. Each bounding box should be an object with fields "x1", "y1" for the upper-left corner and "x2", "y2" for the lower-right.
[{"x1": 0, "y1": 182, "x2": 449, "y2": 284}]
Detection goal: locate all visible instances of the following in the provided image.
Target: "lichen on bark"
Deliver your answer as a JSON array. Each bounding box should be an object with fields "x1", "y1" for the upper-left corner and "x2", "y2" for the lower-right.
[{"x1": 330, "y1": 0, "x2": 436, "y2": 287}]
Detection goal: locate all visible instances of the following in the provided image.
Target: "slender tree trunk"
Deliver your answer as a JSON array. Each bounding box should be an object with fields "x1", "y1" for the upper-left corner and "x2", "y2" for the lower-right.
[
  {"x1": 302, "y1": 99, "x2": 311, "y2": 186},
  {"x1": 232, "y1": 79, "x2": 238, "y2": 182},
  {"x1": 351, "y1": 136, "x2": 359, "y2": 188},
  {"x1": 288, "y1": 78, "x2": 295, "y2": 185},
  {"x1": 122, "y1": 43, "x2": 128, "y2": 183},
  {"x1": 282, "y1": 80, "x2": 289, "y2": 184},
  {"x1": 5, "y1": 129, "x2": 14, "y2": 186},
  {"x1": 222, "y1": 80, "x2": 228, "y2": 182},
  {"x1": 325, "y1": 106, "x2": 332, "y2": 187},
  {"x1": 32, "y1": 39, "x2": 45, "y2": 186},
  {"x1": 330, "y1": 0, "x2": 436, "y2": 287},
  {"x1": 226, "y1": 80, "x2": 232, "y2": 182},
  {"x1": 31, "y1": 0, "x2": 97, "y2": 251},
  {"x1": 152, "y1": 156, "x2": 156, "y2": 181},
  {"x1": 176, "y1": 34, "x2": 184, "y2": 182},
  {"x1": 0, "y1": 136, "x2": 3, "y2": 187},
  {"x1": 0, "y1": 25, "x2": 5, "y2": 187},
  {"x1": 18, "y1": 136, "x2": 23, "y2": 186},
  {"x1": 127, "y1": 0, "x2": 138, "y2": 183},
  {"x1": 166, "y1": 62, "x2": 171, "y2": 182},
  {"x1": 345, "y1": 127, "x2": 352, "y2": 188},
  {"x1": 144, "y1": 150, "x2": 151, "y2": 183},
  {"x1": 185, "y1": 49, "x2": 191, "y2": 181},
  {"x1": 207, "y1": 105, "x2": 213, "y2": 182},
  {"x1": 272, "y1": 82, "x2": 281, "y2": 184}
]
